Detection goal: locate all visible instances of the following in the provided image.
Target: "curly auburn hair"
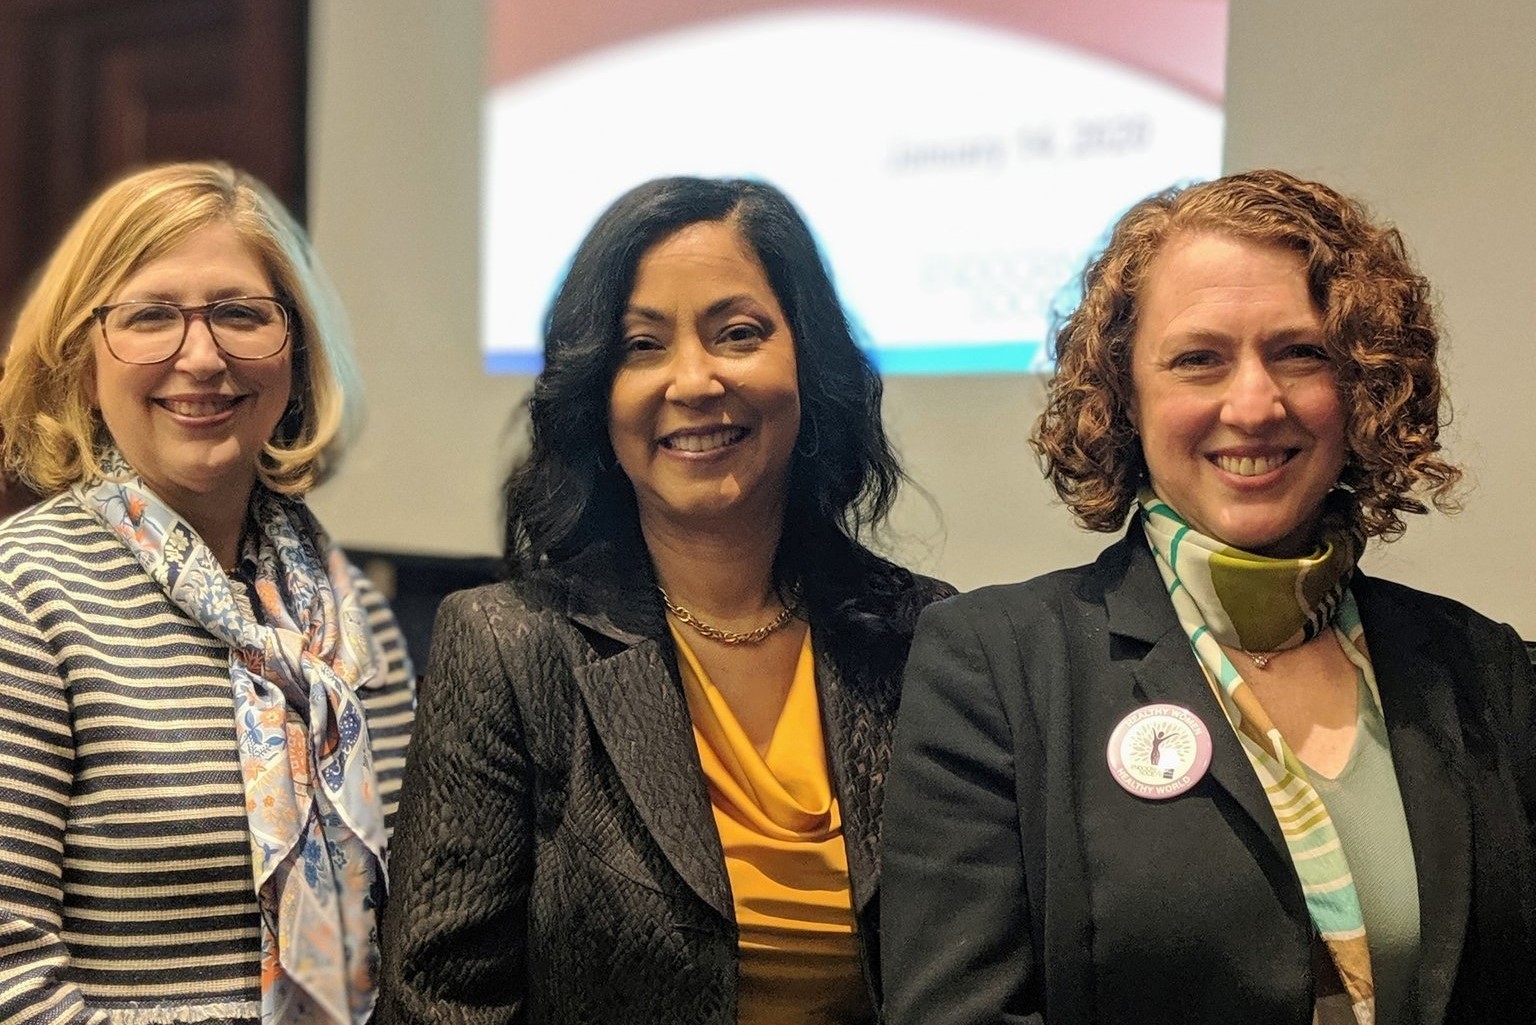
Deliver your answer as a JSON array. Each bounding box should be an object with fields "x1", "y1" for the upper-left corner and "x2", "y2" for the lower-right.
[{"x1": 1032, "y1": 168, "x2": 1461, "y2": 541}]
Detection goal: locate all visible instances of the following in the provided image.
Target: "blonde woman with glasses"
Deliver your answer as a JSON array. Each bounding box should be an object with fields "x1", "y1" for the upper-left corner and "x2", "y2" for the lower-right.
[{"x1": 0, "y1": 162, "x2": 415, "y2": 1025}]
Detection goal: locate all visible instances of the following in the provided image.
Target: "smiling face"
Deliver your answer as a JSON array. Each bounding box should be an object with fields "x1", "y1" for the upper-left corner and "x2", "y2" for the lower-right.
[
  {"x1": 92, "y1": 221, "x2": 292, "y2": 517},
  {"x1": 1129, "y1": 232, "x2": 1348, "y2": 556},
  {"x1": 607, "y1": 219, "x2": 801, "y2": 536}
]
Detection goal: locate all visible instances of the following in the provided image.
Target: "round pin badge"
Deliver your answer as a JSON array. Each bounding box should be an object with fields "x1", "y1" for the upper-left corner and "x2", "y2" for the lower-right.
[{"x1": 1106, "y1": 703, "x2": 1213, "y2": 800}]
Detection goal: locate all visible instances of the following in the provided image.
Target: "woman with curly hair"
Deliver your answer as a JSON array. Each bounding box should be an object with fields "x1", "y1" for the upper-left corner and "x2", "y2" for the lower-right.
[
  {"x1": 881, "y1": 169, "x2": 1535, "y2": 1025},
  {"x1": 379, "y1": 177, "x2": 951, "y2": 1025}
]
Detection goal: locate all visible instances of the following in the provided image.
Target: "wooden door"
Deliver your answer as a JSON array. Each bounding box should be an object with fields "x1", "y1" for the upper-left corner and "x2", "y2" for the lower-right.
[{"x1": 0, "y1": 0, "x2": 307, "y2": 333}]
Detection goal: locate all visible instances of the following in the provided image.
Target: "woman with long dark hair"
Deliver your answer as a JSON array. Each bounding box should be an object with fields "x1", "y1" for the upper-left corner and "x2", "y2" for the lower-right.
[{"x1": 380, "y1": 177, "x2": 951, "y2": 1025}]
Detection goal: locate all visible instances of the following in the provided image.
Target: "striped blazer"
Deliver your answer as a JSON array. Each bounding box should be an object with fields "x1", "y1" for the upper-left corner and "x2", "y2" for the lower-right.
[{"x1": 0, "y1": 492, "x2": 416, "y2": 1025}]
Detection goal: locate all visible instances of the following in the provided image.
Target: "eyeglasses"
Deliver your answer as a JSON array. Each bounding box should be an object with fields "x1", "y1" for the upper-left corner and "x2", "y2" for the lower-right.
[{"x1": 92, "y1": 296, "x2": 292, "y2": 365}]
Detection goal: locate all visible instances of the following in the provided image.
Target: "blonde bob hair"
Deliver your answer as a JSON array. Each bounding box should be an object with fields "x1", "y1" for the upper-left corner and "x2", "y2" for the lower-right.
[
  {"x1": 0, "y1": 161, "x2": 362, "y2": 496},
  {"x1": 1033, "y1": 169, "x2": 1461, "y2": 542}
]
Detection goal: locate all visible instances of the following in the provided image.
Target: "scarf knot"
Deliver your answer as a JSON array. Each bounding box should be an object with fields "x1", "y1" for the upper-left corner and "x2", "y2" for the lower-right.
[{"x1": 79, "y1": 450, "x2": 387, "y2": 1025}]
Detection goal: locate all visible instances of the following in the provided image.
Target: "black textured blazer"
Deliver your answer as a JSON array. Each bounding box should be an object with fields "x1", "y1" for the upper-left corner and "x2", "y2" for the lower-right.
[
  {"x1": 881, "y1": 529, "x2": 1536, "y2": 1025},
  {"x1": 379, "y1": 539, "x2": 953, "y2": 1025}
]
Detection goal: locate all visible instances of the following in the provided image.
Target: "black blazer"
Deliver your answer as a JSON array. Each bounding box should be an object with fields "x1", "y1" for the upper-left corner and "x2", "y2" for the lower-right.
[
  {"x1": 379, "y1": 540, "x2": 952, "y2": 1025},
  {"x1": 881, "y1": 529, "x2": 1536, "y2": 1025}
]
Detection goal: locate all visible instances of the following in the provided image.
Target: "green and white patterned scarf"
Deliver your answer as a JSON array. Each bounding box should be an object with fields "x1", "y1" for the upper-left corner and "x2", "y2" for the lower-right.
[{"x1": 1139, "y1": 487, "x2": 1377, "y2": 1025}]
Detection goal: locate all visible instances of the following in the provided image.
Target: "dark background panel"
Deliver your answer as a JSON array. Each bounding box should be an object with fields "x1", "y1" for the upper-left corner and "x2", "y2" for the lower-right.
[{"x1": 0, "y1": 0, "x2": 307, "y2": 335}]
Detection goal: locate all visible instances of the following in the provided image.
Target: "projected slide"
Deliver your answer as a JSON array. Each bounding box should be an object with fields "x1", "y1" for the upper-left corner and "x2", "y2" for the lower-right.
[{"x1": 483, "y1": 0, "x2": 1227, "y2": 375}]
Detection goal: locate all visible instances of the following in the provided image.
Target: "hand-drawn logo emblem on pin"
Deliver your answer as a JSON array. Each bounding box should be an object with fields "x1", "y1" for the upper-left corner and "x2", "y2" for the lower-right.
[{"x1": 1106, "y1": 703, "x2": 1212, "y2": 800}]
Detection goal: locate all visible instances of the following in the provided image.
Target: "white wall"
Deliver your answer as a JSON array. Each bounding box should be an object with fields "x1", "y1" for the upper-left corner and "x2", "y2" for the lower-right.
[
  {"x1": 1223, "y1": 0, "x2": 1536, "y2": 633},
  {"x1": 309, "y1": 0, "x2": 1534, "y2": 634},
  {"x1": 309, "y1": 0, "x2": 514, "y2": 558}
]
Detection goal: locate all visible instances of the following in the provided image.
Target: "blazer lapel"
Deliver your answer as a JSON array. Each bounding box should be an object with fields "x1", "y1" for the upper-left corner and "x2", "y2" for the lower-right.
[
  {"x1": 816, "y1": 643, "x2": 895, "y2": 916},
  {"x1": 1354, "y1": 576, "x2": 1471, "y2": 1025},
  {"x1": 553, "y1": 543, "x2": 734, "y2": 921},
  {"x1": 1102, "y1": 531, "x2": 1292, "y2": 866},
  {"x1": 571, "y1": 642, "x2": 733, "y2": 920}
]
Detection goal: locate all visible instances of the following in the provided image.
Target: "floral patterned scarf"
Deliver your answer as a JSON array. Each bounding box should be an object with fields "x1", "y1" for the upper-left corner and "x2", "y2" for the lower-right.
[
  {"x1": 78, "y1": 451, "x2": 386, "y2": 1025},
  {"x1": 1138, "y1": 486, "x2": 1376, "y2": 1025}
]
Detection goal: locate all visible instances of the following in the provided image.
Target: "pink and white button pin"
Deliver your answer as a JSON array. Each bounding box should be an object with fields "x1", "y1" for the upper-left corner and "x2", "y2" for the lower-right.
[{"x1": 1106, "y1": 703, "x2": 1213, "y2": 800}]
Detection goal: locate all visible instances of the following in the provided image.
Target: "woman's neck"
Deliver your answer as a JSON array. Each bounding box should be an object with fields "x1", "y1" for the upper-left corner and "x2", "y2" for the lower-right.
[
  {"x1": 165, "y1": 481, "x2": 254, "y2": 571},
  {"x1": 639, "y1": 507, "x2": 785, "y2": 621}
]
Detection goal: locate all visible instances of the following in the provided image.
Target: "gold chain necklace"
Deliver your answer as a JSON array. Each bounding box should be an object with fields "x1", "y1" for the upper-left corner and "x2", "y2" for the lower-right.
[{"x1": 658, "y1": 587, "x2": 797, "y2": 645}]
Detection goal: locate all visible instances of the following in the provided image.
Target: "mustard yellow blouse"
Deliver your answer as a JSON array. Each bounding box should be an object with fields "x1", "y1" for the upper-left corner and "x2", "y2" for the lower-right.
[{"x1": 671, "y1": 624, "x2": 873, "y2": 1025}]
